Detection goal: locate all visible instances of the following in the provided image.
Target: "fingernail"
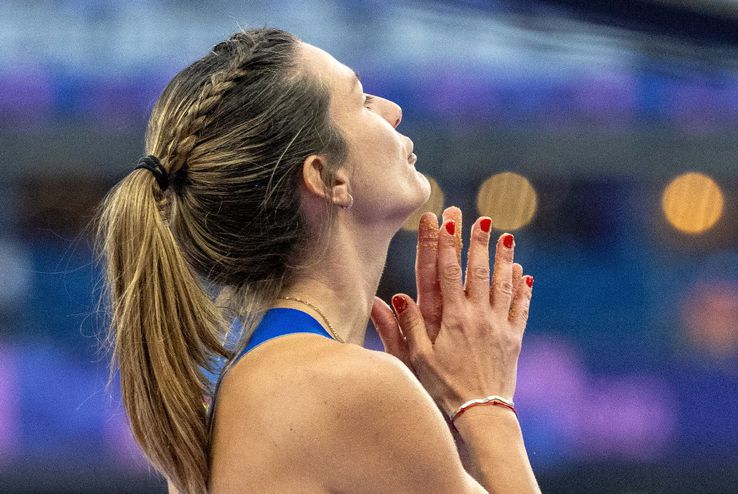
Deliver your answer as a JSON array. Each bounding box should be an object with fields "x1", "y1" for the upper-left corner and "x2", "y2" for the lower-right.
[
  {"x1": 526, "y1": 276, "x2": 534, "y2": 288},
  {"x1": 502, "y1": 234, "x2": 514, "y2": 248},
  {"x1": 480, "y1": 218, "x2": 492, "y2": 233},
  {"x1": 392, "y1": 295, "x2": 408, "y2": 314},
  {"x1": 445, "y1": 220, "x2": 455, "y2": 236}
]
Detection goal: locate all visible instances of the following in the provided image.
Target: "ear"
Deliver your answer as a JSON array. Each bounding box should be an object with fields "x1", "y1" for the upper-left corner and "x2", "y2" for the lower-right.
[{"x1": 301, "y1": 154, "x2": 352, "y2": 207}]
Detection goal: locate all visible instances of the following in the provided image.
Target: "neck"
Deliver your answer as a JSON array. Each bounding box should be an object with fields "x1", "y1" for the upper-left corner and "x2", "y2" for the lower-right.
[{"x1": 272, "y1": 219, "x2": 393, "y2": 346}]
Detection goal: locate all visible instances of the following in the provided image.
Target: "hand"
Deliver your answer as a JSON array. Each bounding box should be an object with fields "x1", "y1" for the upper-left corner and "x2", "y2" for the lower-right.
[
  {"x1": 371, "y1": 207, "x2": 462, "y2": 370},
  {"x1": 371, "y1": 207, "x2": 533, "y2": 415}
]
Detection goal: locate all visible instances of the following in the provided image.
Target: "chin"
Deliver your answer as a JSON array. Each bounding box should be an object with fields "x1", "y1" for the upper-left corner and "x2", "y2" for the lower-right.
[
  {"x1": 400, "y1": 176, "x2": 433, "y2": 220},
  {"x1": 415, "y1": 172, "x2": 432, "y2": 204},
  {"x1": 374, "y1": 175, "x2": 433, "y2": 227}
]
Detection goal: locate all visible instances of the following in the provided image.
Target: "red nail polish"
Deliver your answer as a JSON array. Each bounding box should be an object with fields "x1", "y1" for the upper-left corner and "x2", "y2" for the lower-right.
[
  {"x1": 480, "y1": 218, "x2": 492, "y2": 233},
  {"x1": 526, "y1": 276, "x2": 534, "y2": 288},
  {"x1": 503, "y1": 234, "x2": 514, "y2": 248},
  {"x1": 445, "y1": 221, "x2": 455, "y2": 236},
  {"x1": 392, "y1": 295, "x2": 407, "y2": 314}
]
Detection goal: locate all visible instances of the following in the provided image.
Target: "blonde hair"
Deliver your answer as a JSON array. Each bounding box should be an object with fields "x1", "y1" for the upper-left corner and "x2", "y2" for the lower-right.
[{"x1": 91, "y1": 28, "x2": 348, "y2": 493}]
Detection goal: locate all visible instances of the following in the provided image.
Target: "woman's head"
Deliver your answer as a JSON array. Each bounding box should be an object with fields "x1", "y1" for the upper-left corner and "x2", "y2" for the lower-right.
[
  {"x1": 145, "y1": 29, "x2": 349, "y2": 288},
  {"x1": 92, "y1": 27, "x2": 429, "y2": 494},
  {"x1": 146, "y1": 31, "x2": 429, "y2": 288}
]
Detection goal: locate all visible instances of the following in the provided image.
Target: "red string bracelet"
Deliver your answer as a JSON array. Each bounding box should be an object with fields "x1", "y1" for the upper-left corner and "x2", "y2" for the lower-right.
[{"x1": 449, "y1": 395, "x2": 517, "y2": 429}]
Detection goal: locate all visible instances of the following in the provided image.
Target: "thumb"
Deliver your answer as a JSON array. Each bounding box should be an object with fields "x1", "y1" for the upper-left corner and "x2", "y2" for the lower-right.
[
  {"x1": 390, "y1": 294, "x2": 432, "y2": 358},
  {"x1": 371, "y1": 296, "x2": 408, "y2": 363}
]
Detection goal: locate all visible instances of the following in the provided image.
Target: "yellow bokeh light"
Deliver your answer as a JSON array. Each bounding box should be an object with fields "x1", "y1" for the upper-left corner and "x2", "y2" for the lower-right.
[
  {"x1": 476, "y1": 172, "x2": 538, "y2": 230},
  {"x1": 402, "y1": 174, "x2": 445, "y2": 231},
  {"x1": 662, "y1": 172, "x2": 724, "y2": 234}
]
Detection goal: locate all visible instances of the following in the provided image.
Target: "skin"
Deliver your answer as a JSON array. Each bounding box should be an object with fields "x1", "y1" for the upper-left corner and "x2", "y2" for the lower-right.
[
  {"x1": 204, "y1": 41, "x2": 534, "y2": 493},
  {"x1": 269, "y1": 41, "x2": 432, "y2": 344}
]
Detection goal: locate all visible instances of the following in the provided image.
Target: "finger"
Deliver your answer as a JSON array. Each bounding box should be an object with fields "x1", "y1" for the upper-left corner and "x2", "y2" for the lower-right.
[
  {"x1": 490, "y1": 232, "x2": 515, "y2": 314},
  {"x1": 437, "y1": 219, "x2": 465, "y2": 308},
  {"x1": 508, "y1": 263, "x2": 523, "y2": 319},
  {"x1": 415, "y1": 212, "x2": 442, "y2": 335},
  {"x1": 390, "y1": 294, "x2": 432, "y2": 360},
  {"x1": 464, "y1": 217, "x2": 493, "y2": 301},
  {"x1": 509, "y1": 275, "x2": 534, "y2": 329},
  {"x1": 371, "y1": 296, "x2": 411, "y2": 367},
  {"x1": 511, "y1": 263, "x2": 524, "y2": 293},
  {"x1": 442, "y1": 206, "x2": 463, "y2": 267}
]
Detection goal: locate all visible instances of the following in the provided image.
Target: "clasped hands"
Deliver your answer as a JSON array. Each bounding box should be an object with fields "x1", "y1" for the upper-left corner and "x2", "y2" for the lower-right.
[{"x1": 370, "y1": 205, "x2": 534, "y2": 481}]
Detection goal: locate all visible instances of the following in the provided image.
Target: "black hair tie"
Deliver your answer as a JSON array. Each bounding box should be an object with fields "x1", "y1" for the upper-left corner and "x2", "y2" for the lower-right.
[{"x1": 134, "y1": 155, "x2": 169, "y2": 191}]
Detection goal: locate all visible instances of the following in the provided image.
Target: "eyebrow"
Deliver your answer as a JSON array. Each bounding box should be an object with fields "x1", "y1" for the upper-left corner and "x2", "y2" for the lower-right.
[{"x1": 352, "y1": 70, "x2": 361, "y2": 91}]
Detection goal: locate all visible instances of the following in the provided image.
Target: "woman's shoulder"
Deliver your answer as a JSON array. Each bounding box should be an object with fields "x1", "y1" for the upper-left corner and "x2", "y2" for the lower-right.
[
  {"x1": 211, "y1": 339, "x2": 469, "y2": 494},
  {"x1": 213, "y1": 335, "x2": 419, "y2": 446},
  {"x1": 209, "y1": 339, "x2": 414, "y2": 490},
  {"x1": 219, "y1": 335, "x2": 403, "y2": 403}
]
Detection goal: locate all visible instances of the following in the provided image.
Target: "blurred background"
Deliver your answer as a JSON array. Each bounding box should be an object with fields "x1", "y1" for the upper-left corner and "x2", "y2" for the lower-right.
[{"x1": 2, "y1": 0, "x2": 738, "y2": 492}]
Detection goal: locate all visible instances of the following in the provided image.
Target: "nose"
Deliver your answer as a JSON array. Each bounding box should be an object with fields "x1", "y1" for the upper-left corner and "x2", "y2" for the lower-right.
[
  {"x1": 389, "y1": 101, "x2": 402, "y2": 128},
  {"x1": 374, "y1": 96, "x2": 403, "y2": 128}
]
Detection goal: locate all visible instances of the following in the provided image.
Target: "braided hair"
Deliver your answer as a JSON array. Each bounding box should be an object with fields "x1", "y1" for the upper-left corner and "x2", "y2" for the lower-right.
[{"x1": 163, "y1": 38, "x2": 252, "y2": 177}]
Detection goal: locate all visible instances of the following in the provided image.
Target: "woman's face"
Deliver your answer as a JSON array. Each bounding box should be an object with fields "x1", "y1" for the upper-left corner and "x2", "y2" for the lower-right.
[{"x1": 298, "y1": 42, "x2": 431, "y2": 226}]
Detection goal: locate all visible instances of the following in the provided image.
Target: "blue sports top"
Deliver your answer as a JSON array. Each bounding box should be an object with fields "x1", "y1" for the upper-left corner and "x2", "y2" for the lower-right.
[
  {"x1": 206, "y1": 307, "x2": 334, "y2": 429},
  {"x1": 237, "y1": 307, "x2": 334, "y2": 358}
]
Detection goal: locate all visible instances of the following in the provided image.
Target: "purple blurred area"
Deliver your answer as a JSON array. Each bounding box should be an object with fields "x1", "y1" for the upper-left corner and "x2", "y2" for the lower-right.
[
  {"x1": 7, "y1": 62, "x2": 738, "y2": 133},
  {"x1": 2, "y1": 0, "x2": 738, "y2": 492}
]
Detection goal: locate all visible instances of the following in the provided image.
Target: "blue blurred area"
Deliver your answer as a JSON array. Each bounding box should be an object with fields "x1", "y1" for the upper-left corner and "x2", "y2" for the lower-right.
[{"x1": 2, "y1": 0, "x2": 738, "y2": 492}]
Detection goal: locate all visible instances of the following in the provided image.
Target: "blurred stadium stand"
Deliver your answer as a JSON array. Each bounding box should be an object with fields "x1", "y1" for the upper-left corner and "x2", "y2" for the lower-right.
[{"x1": 1, "y1": 0, "x2": 737, "y2": 492}]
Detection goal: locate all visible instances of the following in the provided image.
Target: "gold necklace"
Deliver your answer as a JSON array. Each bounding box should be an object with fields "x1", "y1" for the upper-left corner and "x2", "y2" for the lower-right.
[{"x1": 276, "y1": 296, "x2": 345, "y2": 343}]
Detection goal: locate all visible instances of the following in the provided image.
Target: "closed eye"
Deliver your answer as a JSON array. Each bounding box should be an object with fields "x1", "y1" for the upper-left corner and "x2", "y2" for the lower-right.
[{"x1": 363, "y1": 94, "x2": 376, "y2": 108}]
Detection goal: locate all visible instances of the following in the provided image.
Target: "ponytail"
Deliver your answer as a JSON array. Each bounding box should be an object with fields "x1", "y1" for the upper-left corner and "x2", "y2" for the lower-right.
[{"x1": 93, "y1": 168, "x2": 230, "y2": 493}]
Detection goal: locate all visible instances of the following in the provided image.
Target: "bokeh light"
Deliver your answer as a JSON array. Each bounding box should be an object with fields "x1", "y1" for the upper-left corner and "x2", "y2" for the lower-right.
[
  {"x1": 402, "y1": 174, "x2": 444, "y2": 231},
  {"x1": 476, "y1": 172, "x2": 538, "y2": 230},
  {"x1": 662, "y1": 172, "x2": 724, "y2": 234},
  {"x1": 680, "y1": 280, "x2": 738, "y2": 362}
]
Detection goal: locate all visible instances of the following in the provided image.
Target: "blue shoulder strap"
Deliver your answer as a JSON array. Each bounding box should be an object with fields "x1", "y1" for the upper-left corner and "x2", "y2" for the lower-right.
[{"x1": 236, "y1": 307, "x2": 333, "y2": 359}]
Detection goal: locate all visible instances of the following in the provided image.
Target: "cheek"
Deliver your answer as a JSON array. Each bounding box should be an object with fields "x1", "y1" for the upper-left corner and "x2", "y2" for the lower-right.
[
  {"x1": 344, "y1": 115, "x2": 401, "y2": 162},
  {"x1": 363, "y1": 122, "x2": 401, "y2": 157}
]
